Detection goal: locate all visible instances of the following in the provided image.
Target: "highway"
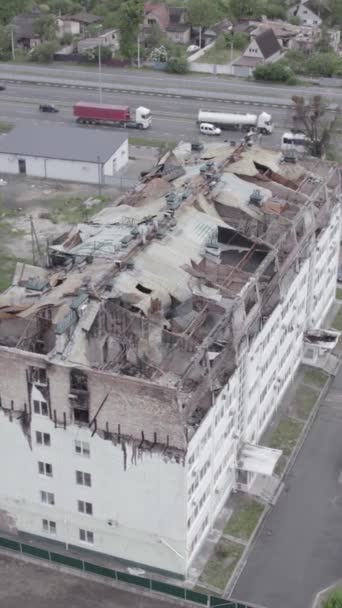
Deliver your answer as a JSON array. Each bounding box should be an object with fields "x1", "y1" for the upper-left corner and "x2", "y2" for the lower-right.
[
  {"x1": 0, "y1": 63, "x2": 337, "y2": 146},
  {"x1": 0, "y1": 81, "x2": 291, "y2": 146}
]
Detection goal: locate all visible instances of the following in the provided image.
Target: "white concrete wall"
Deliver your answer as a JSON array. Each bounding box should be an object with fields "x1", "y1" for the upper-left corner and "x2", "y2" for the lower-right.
[
  {"x1": 189, "y1": 62, "x2": 232, "y2": 75},
  {"x1": 244, "y1": 38, "x2": 264, "y2": 58},
  {"x1": 103, "y1": 140, "x2": 128, "y2": 176},
  {"x1": 0, "y1": 153, "x2": 104, "y2": 184},
  {"x1": 0, "y1": 405, "x2": 187, "y2": 574}
]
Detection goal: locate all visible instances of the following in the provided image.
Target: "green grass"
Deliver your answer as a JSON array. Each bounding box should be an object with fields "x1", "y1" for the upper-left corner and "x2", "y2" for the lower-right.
[
  {"x1": 199, "y1": 539, "x2": 243, "y2": 591},
  {"x1": 336, "y1": 288, "x2": 342, "y2": 300},
  {"x1": 129, "y1": 136, "x2": 176, "y2": 148},
  {"x1": 266, "y1": 416, "x2": 304, "y2": 457},
  {"x1": 295, "y1": 385, "x2": 319, "y2": 420},
  {"x1": 224, "y1": 500, "x2": 264, "y2": 541},
  {"x1": 302, "y1": 368, "x2": 328, "y2": 389},
  {"x1": 0, "y1": 122, "x2": 13, "y2": 133},
  {"x1": 331, "y1": 308, "x2": 342, "y2": 331},
  {"x1": 0, "y1": 250, "x2": 30, "y2": 292},
  {"x1": 196, "y1": 46, "x2": 241, "y2": 65},
  {"x1": 39, "y1": 196, "x2": 110, "y2": 225}
]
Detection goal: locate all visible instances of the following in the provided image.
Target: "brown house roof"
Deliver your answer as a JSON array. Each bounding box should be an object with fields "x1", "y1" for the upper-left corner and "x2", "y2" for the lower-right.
[
  {"x1": 144, "y1": 3, "x2": 170, "y2": 30},
  {"x1": 255, "y1": 28, "x2": 281, "y2": 58}
]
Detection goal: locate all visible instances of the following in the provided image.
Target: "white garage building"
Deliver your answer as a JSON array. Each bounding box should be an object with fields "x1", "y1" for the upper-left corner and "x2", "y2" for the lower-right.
[{"x1": 0, "y1": 124, "x2": 128, "y2": 184}]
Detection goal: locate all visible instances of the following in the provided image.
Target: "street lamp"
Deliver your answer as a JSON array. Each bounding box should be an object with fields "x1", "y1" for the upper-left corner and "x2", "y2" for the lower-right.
[{"x1": 98, "y1": 43, "x2": 102, "y2": 103}]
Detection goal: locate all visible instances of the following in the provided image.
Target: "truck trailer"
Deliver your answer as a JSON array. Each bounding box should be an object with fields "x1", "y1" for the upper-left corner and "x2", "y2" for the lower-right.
[
  {"x1": 197, "y1": 110, "x2": 273, "y2": 134},
  {"x1": 73, "y1": 102, "x2": 152, "y2": 129}
]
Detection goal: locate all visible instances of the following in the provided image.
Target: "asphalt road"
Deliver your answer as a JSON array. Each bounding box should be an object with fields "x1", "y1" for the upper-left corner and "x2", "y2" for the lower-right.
[
  {"x1": 0, "y1": 553, "x2": 182, "y2": 608},
  {"x1": 0, "y1": 62, "x2": 340, "y2": 105},
  {"x1": 0, "y1": 81, "x2": 290, "y2": 147},
  {"x1": 233, "y1": 368, "x2": 342, "y2": 608}
]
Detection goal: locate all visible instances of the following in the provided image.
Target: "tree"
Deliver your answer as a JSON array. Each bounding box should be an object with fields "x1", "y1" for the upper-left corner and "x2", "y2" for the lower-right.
[
  {"x1": 230, "y1": 0, "x2": 263, "y2": 19},
  {"x1": 306, "y1": 52, "x2": 340, "y2": 77},
  {"x1": 0, "y1": 25, "x2": 11, "y2": 60},
  {"x1": 34, "y1": 14, "x2": 57, "y2": 41},
  {"x1": 0, "y1": 0, "x2": 30, "y2": 24},
  {"x1": 328, "y1": 0, "x2": 342, "y2": 27},
  {"x1": 29, "y1": 40, "x2": 58, "y2": 63},
  {"x1": 323, "y1": 589, "x2": 342, "y2": 608},
  {"x1": 187, "y1": 0, "x2": 220, "y2": 47},
  {"x1": 291, "y1": 95, "x2": 332, "y2": 157},
  {"x1": 144, "y1": 23, "x2": 165, "y2": 51},
  {"x1": 118, "y1": 0, "x2": 143, "y2": 61}
]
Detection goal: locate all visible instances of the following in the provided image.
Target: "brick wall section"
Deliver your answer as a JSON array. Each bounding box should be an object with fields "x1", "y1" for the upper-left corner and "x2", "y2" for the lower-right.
[{"x1": 0, "y1": 347, "x2": 186, "y2": 450}]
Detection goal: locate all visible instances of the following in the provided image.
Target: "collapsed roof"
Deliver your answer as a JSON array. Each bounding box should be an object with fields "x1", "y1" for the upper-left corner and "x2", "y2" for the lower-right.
[{"x1": 0, "y1": 140, "x2": 340, "y2": 440}]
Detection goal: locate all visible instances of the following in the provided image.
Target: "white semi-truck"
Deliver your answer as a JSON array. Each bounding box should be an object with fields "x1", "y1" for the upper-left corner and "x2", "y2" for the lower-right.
[{"x1": 197, "y1": 110, "x2": 273, "y2": 134}]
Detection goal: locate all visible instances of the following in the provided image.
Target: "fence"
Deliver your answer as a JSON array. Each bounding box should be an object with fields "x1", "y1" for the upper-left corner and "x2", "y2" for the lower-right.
[{"x1": 0, "y1": 534, "x2": 258, "y2": 608}]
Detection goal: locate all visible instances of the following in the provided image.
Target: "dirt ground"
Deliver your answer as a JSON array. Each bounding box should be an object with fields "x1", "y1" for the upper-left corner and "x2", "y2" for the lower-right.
[
  {"x1": 0, "y1": 553, "x2": 178, "y2": 608},
  {"x1": 0, "y1": 149, "x2": 158, "y2": 291}
]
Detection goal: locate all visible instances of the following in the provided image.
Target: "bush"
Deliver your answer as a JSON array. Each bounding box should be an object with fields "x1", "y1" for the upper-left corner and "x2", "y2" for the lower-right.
[
  {"x1": 29, "y1": 41, "x2": 59, "y2": 63},
  {"x1": 254, "y1": 62, "x2": 297, "y2": 84},
  {"x1": 166, "y1": 53, "x2": 189, "y2": 73},
  {"x1": 323, "y1": 589, "x2": 342, "y2": 608}
]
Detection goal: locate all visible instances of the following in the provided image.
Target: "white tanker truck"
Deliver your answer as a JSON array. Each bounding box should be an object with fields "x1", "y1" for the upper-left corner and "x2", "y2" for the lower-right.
[{"x1": 197, "y1": 110, "x2": 273, "y2": 134}]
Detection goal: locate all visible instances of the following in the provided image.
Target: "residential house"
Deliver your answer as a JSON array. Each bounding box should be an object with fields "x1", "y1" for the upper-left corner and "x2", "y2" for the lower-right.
[
  {"x1": 202, "y1": 19, "x2": 233, "y2": 47},
  {"x1": 167, "y1": 6, "x2": 191, "y2": 44},
  {"x1": 68, "y1": 12, "x2": 101, "y2": 34},
  {"x1": 288, "y1": 0, "x2": 331, "y2": 27},
  {"x1": 143, "y1": 3, "x2": 191, "y2": 45},
  {"x1": 250, "y1": 22, "x2": 299, "y2": 50},
  {"x1": 56, "y1": 17, "x2": 81, "y2": 38},
  {"x1": 77, "y1": 29, "x2": 120, "y2": 54},
  {"x1": 232, "y1": 28, "x2": 282, "y2": 76},
  {"x1": 11, "y1": 11, "x2": 42, "y2": 49}
]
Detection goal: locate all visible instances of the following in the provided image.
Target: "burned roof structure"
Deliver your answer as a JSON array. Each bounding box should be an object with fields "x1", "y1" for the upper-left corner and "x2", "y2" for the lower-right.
[{"x1": 0, "y1": 141, "x2": 340, "y2": 458}]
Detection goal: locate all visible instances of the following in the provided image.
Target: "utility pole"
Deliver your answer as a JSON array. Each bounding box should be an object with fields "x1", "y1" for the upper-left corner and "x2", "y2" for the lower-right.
[
  {"x1": 29, "y1": 216, "x2": 42, "y2": 265},
  {"x1": 10, "y1": 26, "x2": 15, "y2": 61},
  {"x1": 137, "y1": 32, "x2": 141, "y2": 68},
  {"x1": 97, "y1": 155, "x2": 102, "y2": 197},
  {"x1": 98, "y1": 43, "x2": 102, "y2": 103}
]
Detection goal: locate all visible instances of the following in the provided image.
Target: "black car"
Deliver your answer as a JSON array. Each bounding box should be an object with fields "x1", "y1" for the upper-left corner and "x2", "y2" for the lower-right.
[
  {"x1": 191, "y1": 142, "x2": 204, "y2": 151},
  {"x1": 0, "y1": 85, "x2": 6, "y2": 91},
  {"x1": 39, "y1": 104, "x2": 59, "y2": 113}
]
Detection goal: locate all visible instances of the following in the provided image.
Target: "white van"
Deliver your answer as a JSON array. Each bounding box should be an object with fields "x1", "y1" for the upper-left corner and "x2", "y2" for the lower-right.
[
  {"x1": 281, "y1": 132, "x2": 308, "y2": 155},
  {"x1": 199, "y1": 122, "x2": 221, "y2": 136}
]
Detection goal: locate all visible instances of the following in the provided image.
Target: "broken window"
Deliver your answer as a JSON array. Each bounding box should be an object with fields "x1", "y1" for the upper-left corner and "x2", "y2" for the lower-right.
[
  {"x1": 30, "y1": 367, "x2": 47, "y2": 385},
  {"x1": 74, "y1": 408, "x2": 89, "y2": 424},
  {"x1": 70, "y1": 369, "x2": 88, "y2": 392}
]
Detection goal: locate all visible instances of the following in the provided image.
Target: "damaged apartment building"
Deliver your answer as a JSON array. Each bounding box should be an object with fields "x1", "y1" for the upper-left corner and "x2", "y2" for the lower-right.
[{"x1": 0, "y1": 141, "x2": 340, "y2": 577}]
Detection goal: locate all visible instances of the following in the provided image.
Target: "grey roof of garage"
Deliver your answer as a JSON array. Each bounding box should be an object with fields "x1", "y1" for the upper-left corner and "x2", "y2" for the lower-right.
[{"x1": 0, "y1": 124, "x2": 128, "y2": 164}]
